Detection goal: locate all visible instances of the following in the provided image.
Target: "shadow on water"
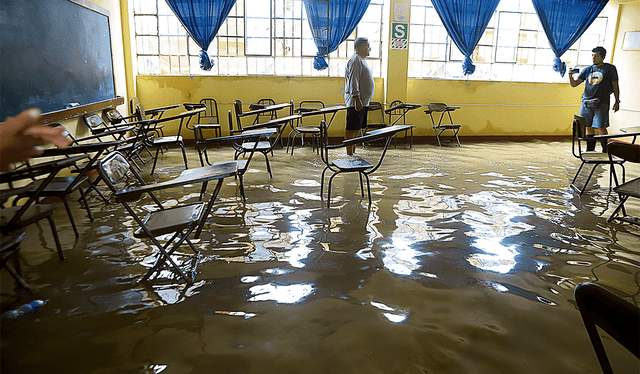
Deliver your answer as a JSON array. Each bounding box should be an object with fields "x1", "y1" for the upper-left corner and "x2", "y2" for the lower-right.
[{"x1": 2, "y1": 140, "x2": 639, "y2": 373}]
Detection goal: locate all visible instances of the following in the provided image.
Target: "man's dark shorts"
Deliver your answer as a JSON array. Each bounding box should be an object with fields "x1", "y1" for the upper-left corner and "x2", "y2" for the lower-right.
[{"x1": 346, "y1": 107, "x2": 368, "y2": 131}]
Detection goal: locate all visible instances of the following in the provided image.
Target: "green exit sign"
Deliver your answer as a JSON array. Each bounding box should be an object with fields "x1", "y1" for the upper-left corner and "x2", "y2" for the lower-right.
[{"x1": 392, "y1": 23, "x2": 408, "y2": 40}]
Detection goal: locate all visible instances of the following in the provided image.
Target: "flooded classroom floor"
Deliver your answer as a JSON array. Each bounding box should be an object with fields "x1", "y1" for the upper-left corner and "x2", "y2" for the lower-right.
[{"x1": 1, "y1": 140, "x2": 639, "y2": 374}]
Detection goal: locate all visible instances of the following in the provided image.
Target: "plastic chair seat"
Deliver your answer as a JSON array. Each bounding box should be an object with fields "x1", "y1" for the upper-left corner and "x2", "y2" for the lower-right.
[
  {"x1": 152, "y1": 135, "x2": 183, "y2": 145},
  {"x1": 241, "y1": 141, "x2": 272, "y2": 152},
  {"x1": 332, "y1": 158, "x2": 374, "y2": 171},
  {"x1": 134, "y1": 203, "x2": 204, "y2": 238},
  {"x1": 1, "y1": 204, "x2": 59, "y2": 230}
]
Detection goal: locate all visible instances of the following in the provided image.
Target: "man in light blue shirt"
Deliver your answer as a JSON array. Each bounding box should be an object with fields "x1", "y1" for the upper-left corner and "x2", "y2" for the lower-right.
[{"x1": 344, "y1": 37, "x2": 374, "y2": 155}]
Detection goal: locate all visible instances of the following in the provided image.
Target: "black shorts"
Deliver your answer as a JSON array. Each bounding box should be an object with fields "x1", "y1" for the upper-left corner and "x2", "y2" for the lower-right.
[{"x1": 346, "y1": 107, "x2": 367, "y2": 131}]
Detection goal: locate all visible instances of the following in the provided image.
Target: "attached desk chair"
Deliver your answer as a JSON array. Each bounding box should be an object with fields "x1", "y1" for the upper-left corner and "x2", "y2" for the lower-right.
[
  {"x1": 249, "y1": 98, "x2": 276, "y2": 123},
  {"x1": 13, "y1": 142, "x2": 121, "y2": 238},
  {"x1": 606, "y1": 141, "x2": 640, "y2": 225},
  {"x1": 235, "y1": 111, "x2": 300, "y2": 178},
  {"x1": 425, "y1": 103, "x2": 462, "y2": 146},
  {"x1": 1, "y1": 155, "x2": 88, "y2": 261},
  {"x1": 288, "y1": 100, "x2": 325, "y2": 155},
  {"x1": 197, "y1": 123, "x2": 278, "y2": 202},
  {"x1": 233, "y1": 100, "x2": 295, "y2": 174},
  {"x1": 133, "y1": 102, "x2": 182, "y2": 138},
  {"x1": 235, "y1": 99, "x2": 292, "y2": 129},
  {"x1": 319, "y1": 121, "x2": 411, "y2": 208},
  {"x1": 364, "y1": 102, "x2": 387, "y2": 134},
  {"x1": 97, "y1": 151, "x2": 238, "y2": 283},
  {"x1": 290, "y1": 104, "x2": 349, "y2": 155},
  {"x1": 570, "y1": 114, "x2": 636, "y2": 195},
  {"x1": 132, "y1": 107, "x2": 205, "y2": 175},
  {"x1": 385, "y1": 100, "x2": 421, "y2": 148}
]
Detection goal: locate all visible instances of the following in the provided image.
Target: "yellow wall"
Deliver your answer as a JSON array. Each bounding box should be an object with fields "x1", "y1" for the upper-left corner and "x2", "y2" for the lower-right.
[
  {"x1": 609, "y1": 0, "x2": 640, "y2": 134},
  {"x1": 136, "y1": 76, "x2": 385, "y2": 137},
  {"x1": 127, "y1": 1, "x2": 639, "y2": 140}
]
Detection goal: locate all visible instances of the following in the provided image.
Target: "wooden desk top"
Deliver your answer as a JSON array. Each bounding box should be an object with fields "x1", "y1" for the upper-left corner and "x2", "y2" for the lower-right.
[
  {"x1": 338, "y1": 125, "x2": 412, "y2": 147},
  {"x1": 385, "y1": 103, "x2": 421, "y2": 114},
  {"x1": 241, "y1": 114, "x2": 301, "y2": 131},
  {"x1": 145, "y1": 104, "x2": 181, "y2": 117},
  {"x1": 116, "y1": 161, "x2": 238, "y2": 202},
  {"x1": 239, "y1": 102, "x2": 292, "y2": 117},
  {"x1": 425, "y1": 105, "x2": 460, "y2": 114},
  {"x1": 40, "y1": 140, "x2": 122, "y2": 157},
  {"x1": 142, "y1": 108, "x2": 206, "y2": 125},
  {"x1": 300, "y1": 105, "x2": 347, "y2": 117},
  {"x1": 200, "y1": 128, "x2": 277, "y2": 145}
]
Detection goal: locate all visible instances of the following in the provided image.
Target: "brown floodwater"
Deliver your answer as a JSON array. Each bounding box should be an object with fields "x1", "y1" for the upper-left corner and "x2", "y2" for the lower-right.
[{"x1": 1, "y1": 140, "x2": 639, "y2": 374}]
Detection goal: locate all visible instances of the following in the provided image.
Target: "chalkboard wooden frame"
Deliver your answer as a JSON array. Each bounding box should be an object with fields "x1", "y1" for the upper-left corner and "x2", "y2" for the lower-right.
[{"x1": 0, "y1": 0, "x2": 118, "y2": 122}]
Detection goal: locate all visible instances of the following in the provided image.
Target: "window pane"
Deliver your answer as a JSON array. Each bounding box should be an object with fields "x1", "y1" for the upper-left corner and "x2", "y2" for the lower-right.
[
  {"x1": 135, "y1": 16, "x2": 157, "y2": 35},
  {"x1": 133, "y1": 0, "x2": 156, "y2": 14},
  {"x1": 138, "y1": 55, "x2": 159, "y2": 75},
  {"x1": 496, "y1": 46, "x2": 516, "y2": 63},
  {"x1": 137, "y1": 36, "x2": 159, "y2": 54},
  {"x1": 516, "y1": 47, "x2": 535, "y2": 64}
]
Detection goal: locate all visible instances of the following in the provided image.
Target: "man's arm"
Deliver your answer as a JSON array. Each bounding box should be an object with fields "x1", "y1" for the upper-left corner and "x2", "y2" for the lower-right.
[
  {"x1": 569, "y1": 71, "x2": 583, "y2": 87},
  {"x1": 611, "y1": 80, "x2": 620, "y2": 112}
]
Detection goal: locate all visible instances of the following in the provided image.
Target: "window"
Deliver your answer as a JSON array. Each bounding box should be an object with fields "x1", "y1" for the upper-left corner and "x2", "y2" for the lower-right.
[
  {"x1": 132, "y1": 0, "x2": 384, "y2": 77},
  {"x1": 408, "y1": 0, "x2": 608, "y2": 82}
]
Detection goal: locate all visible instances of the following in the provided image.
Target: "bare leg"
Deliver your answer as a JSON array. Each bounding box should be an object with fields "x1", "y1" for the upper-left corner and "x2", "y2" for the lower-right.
[
  {"x1": 585, "y1": 127, "x2": 596, "y2": 151},
  {"x1": 596, "y1": 127, "x2": 608, "y2": 152},
  {"x1": 345, "y1": 130, "x2": 359, "y2": 155}
]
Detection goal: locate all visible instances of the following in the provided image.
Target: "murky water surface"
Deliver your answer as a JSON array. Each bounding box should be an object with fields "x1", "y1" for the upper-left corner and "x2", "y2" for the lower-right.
[{"x1": 2, "y1": 141, "x2": 639, "y2": 373}]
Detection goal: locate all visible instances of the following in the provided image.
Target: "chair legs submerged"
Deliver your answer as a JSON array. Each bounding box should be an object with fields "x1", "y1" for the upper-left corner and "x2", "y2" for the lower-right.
[{"x1": 97, "y1": 152, "x2": 236, "y2": 284}]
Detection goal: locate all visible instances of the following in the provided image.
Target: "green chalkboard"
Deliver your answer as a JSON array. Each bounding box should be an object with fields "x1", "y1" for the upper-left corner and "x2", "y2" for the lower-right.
[{"x1": 0, "y1": 0, "x2": 116, "y2": 120}]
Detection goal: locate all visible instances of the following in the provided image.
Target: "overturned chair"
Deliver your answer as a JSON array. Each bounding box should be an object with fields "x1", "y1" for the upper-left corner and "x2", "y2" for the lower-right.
[
  {"x1": 319, "y1": 120, "x2": 411, "y2": 208},
  {"x1": 97, "y1": 151, "x2": 237, "y2": 283}
]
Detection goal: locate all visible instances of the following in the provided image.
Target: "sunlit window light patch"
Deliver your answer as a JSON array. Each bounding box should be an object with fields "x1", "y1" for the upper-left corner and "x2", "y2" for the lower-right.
[
  {"x1": 418, "y1": 272, "x2": 438, "y2": 279},
  {"x1": 381, "y1": 239, "x2": 423, "y2": 276},
  {"x1": 214, "y1": 310, "x2": 257, "y2": 319},
  {"x1": 285, "y1": 245, "x2": 313, "y2": 268},
  {"x1": 241, "y1": 276, "x2": 260, "y2": 283},
  {"x1": 383, "y1": 313, "x2": 408, "y2": 323},
  {"x1": 467, "y1": 237, "x2": 518, "y2": 274},
  {"x1": 263, "y1": 268, "x2": 292, "y2": 276},
  {"x1": 248, "y1": 283, "x2": 314, "y2": 304},
  {"x1": 144, "y1": 364, "x2": 167, "y2": 373},
  {"x1": 371, "y1": 301, "x2": 408, "y2": 323}
]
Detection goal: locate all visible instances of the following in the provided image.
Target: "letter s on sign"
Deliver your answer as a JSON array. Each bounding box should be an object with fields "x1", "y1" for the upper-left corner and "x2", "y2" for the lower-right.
[{"x1": 394, "y1": 24, "x2": 406, "y2": 39}]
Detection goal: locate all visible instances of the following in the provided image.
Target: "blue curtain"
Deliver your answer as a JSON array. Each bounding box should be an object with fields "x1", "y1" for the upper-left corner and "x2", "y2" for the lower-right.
[
  {"x1": 431, "y1": 0, "x2": 501, "y2": 75},
  {"x1": 303, "y1": 0, "x2": 371, "y2": 70},
  {"x1": 532, "y1": 0, "x2": 608, "y2": 77},
  {"x1": 165, "y1": 0, "x2": 236, "y2": 71}
]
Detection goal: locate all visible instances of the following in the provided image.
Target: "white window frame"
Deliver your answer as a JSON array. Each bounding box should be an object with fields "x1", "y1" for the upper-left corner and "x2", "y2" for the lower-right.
[
  {"x1": 408, "y1": 0, "x2": 608, "y2": 82},
  {"x1": 132, "y1": 0, "x2": 384, "y2": 77}
]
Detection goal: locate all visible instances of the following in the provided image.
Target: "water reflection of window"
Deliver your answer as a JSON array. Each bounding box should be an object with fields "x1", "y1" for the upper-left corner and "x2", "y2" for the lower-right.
[
  {"x1": 462, "y1": 196, "x2": 534, "y2": 274},
  {"x1": 248, "y1": 283, "x2": 314, "y2": 304}
]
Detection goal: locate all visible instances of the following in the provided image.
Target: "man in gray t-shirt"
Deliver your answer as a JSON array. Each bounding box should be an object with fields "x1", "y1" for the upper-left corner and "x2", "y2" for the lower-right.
[
  {"x1": 344, "y1": 37, "x2": 374, "y2": 155},
  {"x1": 569, "y1": 46, "x2": 620, "y2": 152}
]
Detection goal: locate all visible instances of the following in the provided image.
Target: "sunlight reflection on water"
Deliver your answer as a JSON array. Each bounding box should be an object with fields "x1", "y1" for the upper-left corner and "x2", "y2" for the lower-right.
[{"x1": 4, "y1": 141, "x2": 639, "y2": 374}]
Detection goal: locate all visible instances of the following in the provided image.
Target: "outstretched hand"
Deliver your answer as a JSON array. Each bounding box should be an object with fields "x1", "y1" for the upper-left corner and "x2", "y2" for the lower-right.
[{"x1": 0, "y1": 108, "x2": 72, "y2": 171}]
